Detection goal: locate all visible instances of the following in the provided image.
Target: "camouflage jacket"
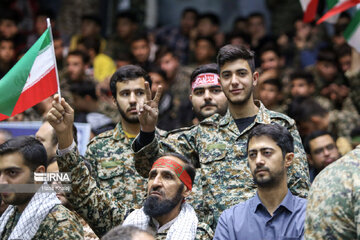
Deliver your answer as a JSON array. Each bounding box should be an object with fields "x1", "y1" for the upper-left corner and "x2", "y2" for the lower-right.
[
  {"x1": 85, "y1": 122, "x2": 147, "y2": 209},
  {"x1": 305, "y1": 145, "x2": 360, "y2": 239},
  {"x1": 58, "y1": 148, "x2": 214, "y2": 239},
  {"x1": 1, "y1": 204, "x2": 83, "y2": 239},
  {"x1": 133, "y1": 101, "x2": 310, "y2": 229}
]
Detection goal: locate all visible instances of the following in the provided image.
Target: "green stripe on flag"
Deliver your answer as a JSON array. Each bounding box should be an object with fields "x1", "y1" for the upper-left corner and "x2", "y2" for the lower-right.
[
  {"x1": 326, "y1": 0, "x2": 338, "y2": 9},
  {"x1": 0, "y1": 29, "x2": 50, "y2": 116},
  {"x1": 344, "y1": 10, "x2": 360, "y2": 40}
]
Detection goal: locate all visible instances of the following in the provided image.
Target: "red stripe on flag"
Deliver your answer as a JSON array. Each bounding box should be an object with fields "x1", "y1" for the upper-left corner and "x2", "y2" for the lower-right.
[
  {"x1": 8, "y1": 67, "x2": 58, "y2": 119},
  {"x1": 317, "y1": 0, "x2": 360, "y2": 24},
  {"x1": 303, "y1": 0, "x2": 319, "y2": 23}
]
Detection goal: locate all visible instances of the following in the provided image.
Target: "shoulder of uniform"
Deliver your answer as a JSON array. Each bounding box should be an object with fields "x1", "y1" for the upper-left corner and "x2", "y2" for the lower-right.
[
  {"x1": 267, "y1": 109, "x2": 295, "y2": 126},
  {"x1": 47, "y1": 205, "x2": 79, "y2": 223},
  {"x1": 199, "y1": 113, "x2": 222, "y2": 126},
  {"x1": 166, "y1": 125, "x2": 198, "y2": 135},
  {"x1": 88, "y1": 128, "x2": 114, "y2": 145}
]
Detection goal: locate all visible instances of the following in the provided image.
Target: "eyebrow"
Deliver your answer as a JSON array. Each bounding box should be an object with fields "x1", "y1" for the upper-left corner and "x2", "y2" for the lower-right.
[
  {"x1": 248, "y1": 147, "x2": 274, "y2": 152},
  {"x1": 119, "y1": 88, "x2": 145, "y2": 92},
  {"x1": 0, "y1": 167, "x2": 22, "y2": 172}
]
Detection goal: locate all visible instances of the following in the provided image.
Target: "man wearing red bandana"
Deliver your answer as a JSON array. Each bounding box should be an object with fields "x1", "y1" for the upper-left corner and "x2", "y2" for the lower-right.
[{"x1": 47, "y1": 97, "x2": 214, "y2": 240}]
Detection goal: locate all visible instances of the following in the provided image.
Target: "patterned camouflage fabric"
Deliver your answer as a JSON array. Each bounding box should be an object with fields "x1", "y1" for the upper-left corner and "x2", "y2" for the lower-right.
[
  {"x1": 1, "y1": 204, "x2": 83, "y2": 240},
  {"x1": 305, "y1": 145, "x2": 360, "y2": 239},
  {"x1": 348, "y1": 71, "x2": 360, "y2": 114},
  {"x1": 328, "y1": 109, "x2": 360, "y2": 140},
  {"x1": 133, "y1": 100, "x2": 310, "y2": 229},
  {"x1": 58, "y1": 148, "x2": 214, "y2": 239},
  {"x1": 85, "y1": 122, "x2": 147, "y2": 209}
]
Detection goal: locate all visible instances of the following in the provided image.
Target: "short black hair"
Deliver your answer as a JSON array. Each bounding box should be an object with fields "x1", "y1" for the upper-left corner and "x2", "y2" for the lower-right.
[
  {"x1": 336, "y1": 43, "x2": 352, "y2": 59},
  {"x1": 262, "y1": 78, "x2": 282, "y2": 92},
  {"x1": 116, "y1": 10, "x2": 139, "y2": 23},
  {"x1": 290, "y1": 71, "x2": 314, "y2": 85},
  {"x1": 67, "y1": 50, "x2": 90, "y2": 65},
  {"x1": 148, "y1": 66, "x2": 168, "y2": 83},
  {"x1": 248, "y1": 12, "x2": 265, "y2": 21},
  {"x1": 102, "y1": 225, "x2": 154, "y2": 240},
  {"x1": 190, "y1": 63, "x2": 218, "y2": 86},
  {"x1": 109, "y1": 65, "x2": 151, "y2": 99},
  {"x1": 70, "y1": 80, "x2": 98, "y2": 100},
  {"x1": 247, "y1": 123, "x2": 294, "y2": 157},
  {"x1": 304, "y1": 130, "x2": 335, "y2": 154},
  {"x1": 159, "y1": 152, "x2": 196, "y2": 186},
  {"x1": 195, "y1": 36, "x2": 217, "y2": 50},
  {"x1": 287, "y1": 97, "x2": 328, "y2": 123},
  {"x1": 36, "y1": 8, "x2": 56, "y2": 19},
  {"x1": 155, "y1": 47, "x2": 178, "y2": 63},
  {"x1": 0, "y1": 136, "x2": 47, "y2": 170},
  {"x1": 77, "y1": 36, "x2": 101, "y2": 54},
  {"x1": 130, "y1": 31, "x2": 149, "y2": 44},
  {"x1": 317, "y1": 47, "x2": 337, "y2": 64},
  {"x1": 225, "y1": 31, "x2": 251, "y2": 45},
  {"x1": 81, "y1": 14, "x2": 101, "y2": 26},
  {"x1": 217, "y1": 44, "x2": 255, "y2": 73},
  {"x1": 198, "y1": 12, "x2": 220, "y2": 26},
  {"x1": 259, "y1": 43, "x2": 281, "y2": 58},
  {"x1": 182, "y1": 7, "x2": 198, "y2": 18}
]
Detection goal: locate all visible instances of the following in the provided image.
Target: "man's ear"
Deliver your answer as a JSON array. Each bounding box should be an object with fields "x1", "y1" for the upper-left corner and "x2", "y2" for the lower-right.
[
  {"x1": 189, "y1": 94, "x2": 192, "y2": 101},
  {"x1": 34, "y1": 165, "x2": 46, "y2": 173},
  {"x1": 284, "y1": 152, "x2": 294, "y2": 168},
  {"x1": 182, "y1": 185, "x2": 192, "y2": 198},
  {"x1": 253, "y1": 71, "x2": 259, "y2": 87}
]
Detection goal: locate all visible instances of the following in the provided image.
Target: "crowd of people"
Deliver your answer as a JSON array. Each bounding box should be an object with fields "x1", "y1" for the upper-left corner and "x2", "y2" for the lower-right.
[{"x1": 0, "y1": 1, "x2": 360, "y2": 240}]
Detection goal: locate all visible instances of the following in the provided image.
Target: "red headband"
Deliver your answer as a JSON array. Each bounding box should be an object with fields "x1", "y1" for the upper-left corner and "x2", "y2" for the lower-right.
[
  {"x1": 191, "y1": 73, "x2": 221, "y2": 91},
  {"x1": 151, "y1": 158, "x2": 192, "y2": 191}
]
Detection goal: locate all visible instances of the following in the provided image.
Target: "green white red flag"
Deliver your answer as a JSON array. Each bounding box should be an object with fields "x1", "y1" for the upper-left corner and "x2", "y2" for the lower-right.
[
  {"x1": 0, "y1": 26, "x2": 59, "y2": 121},
  {"x1": 344, "y1": 9, "x2": 360, "y2": 52},
  {"x1": 300, "y1": 0, "x2": 320, "y2": 22}
]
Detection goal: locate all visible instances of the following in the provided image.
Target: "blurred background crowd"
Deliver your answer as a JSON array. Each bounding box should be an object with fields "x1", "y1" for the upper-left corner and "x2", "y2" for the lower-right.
[{"x1": 0, "y1": 0, "x2": 359, "y2": 152}]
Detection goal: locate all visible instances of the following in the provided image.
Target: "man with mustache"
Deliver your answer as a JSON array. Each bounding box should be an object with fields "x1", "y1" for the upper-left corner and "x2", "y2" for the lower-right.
[
  {"x1": 214, "y1": 124, "x2": 307, "y2": 240},
  {"x1": 83, "y1": 65, "x2": 155, "y2": 210},
  {"x1": 46, "y1": 97, "x2": 213, "y2": 239},
  {"x1": 134, "y1": 44, "x2": 309, "y2": 229}
]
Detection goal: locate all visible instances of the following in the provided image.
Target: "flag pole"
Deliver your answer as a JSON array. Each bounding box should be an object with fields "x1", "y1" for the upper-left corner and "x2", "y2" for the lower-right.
[{"x1": 46, "y1": 18, "x2": 61, "y2": 103}]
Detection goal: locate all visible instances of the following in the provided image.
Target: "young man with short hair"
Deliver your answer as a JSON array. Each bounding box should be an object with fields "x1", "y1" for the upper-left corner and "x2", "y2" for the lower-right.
[
  {"x1": 214, "y1": 124, "x2": 307, "y2": 239},
  {"x1": 304, "y1": 130, "x2": 341, "y2": 182},
  {"x1": 0, "y1": 136, "x2": 83, "y2": 239},
  {"x1": 134, "y1": 44, "x2": 309, "y2": 229}
]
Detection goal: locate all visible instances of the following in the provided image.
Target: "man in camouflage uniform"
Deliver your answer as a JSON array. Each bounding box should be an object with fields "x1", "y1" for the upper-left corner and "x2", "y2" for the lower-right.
[
  {"x1": 47, "y1": 98, "x2": 214, "y2": 239},
  {"x1": 84, "y1": 65, "x2": 153, "y2": 209},
  {"x1": 0, "y1": 136, "x2": 83, "y2": 239},
  {"x1": 304, "y1": 144, "x2": 360, "y2": 239},
  {"x1": 134, "y1": 45, "x2": 310, "y2": 229}
]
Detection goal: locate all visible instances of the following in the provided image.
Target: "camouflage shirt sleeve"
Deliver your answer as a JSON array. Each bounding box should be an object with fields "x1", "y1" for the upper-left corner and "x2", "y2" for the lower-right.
[
  {"x1": 133, "y1": 126, "x2": 199, "y2": 178},
  {"x1": 57, "y1": 146, "x2": 128, "y2": 237},
  {"x1": 304, "y1": 146, "x2": 360, "y2": 239},
  {"x1": 35, "y1": 204, "x2": 84, "y2": 240}
]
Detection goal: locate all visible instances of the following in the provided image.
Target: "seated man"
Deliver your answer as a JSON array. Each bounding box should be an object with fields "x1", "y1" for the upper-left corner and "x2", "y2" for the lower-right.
[
  {"x1": 304, "y1": 130, "x2": 341, "y2": 183},
  {"x1": 47, "y1": 95, "x2": 213, "y2": 239},
  {"x1": 0, "y1": 136, "x2": 83, "y2": 239},
  {"x1": 214, "y1": 124, "x2": 307, "y2": 240}
]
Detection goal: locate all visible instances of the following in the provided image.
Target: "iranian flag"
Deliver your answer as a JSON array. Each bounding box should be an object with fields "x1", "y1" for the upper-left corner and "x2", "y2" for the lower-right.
[
  {"x1": 0, "y1": 26, "x2": 59, "y2": 121},
  {"x1": 300, "y1": 0, "x2": 319, "y2": 22},
  {"x1": 344, "y1": 10, "x2": 360, "y2": 52}
]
